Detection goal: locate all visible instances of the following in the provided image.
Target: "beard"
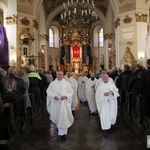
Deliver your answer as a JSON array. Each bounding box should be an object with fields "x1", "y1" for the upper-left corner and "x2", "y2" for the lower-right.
[{"x1": 91, "y1": 77, "x2": 95, "y2": 81}]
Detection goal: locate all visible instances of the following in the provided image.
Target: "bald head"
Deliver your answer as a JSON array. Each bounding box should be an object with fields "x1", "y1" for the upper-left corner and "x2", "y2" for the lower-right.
[{"x1": 102, "y1": 74, "x2": 109, "y2": 83}]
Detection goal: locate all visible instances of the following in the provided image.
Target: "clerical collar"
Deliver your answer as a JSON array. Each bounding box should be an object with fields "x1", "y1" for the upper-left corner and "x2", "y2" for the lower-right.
[{"x1": 56, "y1": 78, "x2": 64, "y2": 82}]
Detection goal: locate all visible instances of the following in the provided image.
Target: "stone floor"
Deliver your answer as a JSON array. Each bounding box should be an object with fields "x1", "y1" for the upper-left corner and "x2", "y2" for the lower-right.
[{"x1": 19, "y1": 104, "x2": 147, "y2": 150}]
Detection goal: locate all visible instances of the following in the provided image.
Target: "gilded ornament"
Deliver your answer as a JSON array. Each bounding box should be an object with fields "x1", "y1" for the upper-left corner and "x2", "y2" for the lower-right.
[
  {"x1": 114, "y1": 18, "x2": 120, "y2": 28},
  {"x1": 135, "y1": 14, "x2": 148, "y2": 22},
  {"x1": 39, "y1": 34, "x2": 48, "y2": 41},
  {"x1": 5, "y1": 15, "x2": 18, "y2": 25},
  {"x1": 104, "y1": 34, "x2": 112, "y2": 40},
  {"x1": 33, "y1": 20, "x2": 39, "y2": 30},
  {"x1": 123, "y1": 15, "x2": 132, "y2": 24},
  {"x1": 20, "y1": 17, "x2": 30, "y2": 26}
]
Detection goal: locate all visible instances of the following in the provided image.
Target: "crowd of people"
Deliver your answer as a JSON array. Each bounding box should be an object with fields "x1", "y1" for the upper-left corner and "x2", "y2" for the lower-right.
[{"x1": 0, "y1": 59, "x2": 150, "y2": 141}]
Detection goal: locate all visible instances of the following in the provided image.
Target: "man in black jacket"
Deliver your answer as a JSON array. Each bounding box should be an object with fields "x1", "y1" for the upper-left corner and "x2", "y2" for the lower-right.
[
  {"x1": 0, "y1": 66, "x2": 26, "y2": 134},
  {"x1": 131, "y1": 64, "x2": 146, "y2": 108},
  {"x1": 118, "y1": 65, "x2": 132, "y2": 104},
  {"x1": 141, "y1": 59, "x2": 150, "y2": 120},
  {"x1": 0, "y1": 66, "x2": 26, "y2": 116}
]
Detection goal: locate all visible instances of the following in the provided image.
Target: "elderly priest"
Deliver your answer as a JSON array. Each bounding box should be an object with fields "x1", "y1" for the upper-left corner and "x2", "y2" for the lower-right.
[
  {"x1": 46, "y1": 70, "x2": 74, "y2": 141},
  {"x1": 96, "y1": 74, "x2": 119, "y2": 137}
]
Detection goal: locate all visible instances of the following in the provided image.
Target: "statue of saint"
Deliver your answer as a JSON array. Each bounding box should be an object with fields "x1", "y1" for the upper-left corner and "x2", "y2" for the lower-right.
[
  {"x1": 62, "y1": 55, "x2": 67, "y2": 65},
  {"x1": 55, "y1": 56, "x2": 60, "y2": 67},
  {"x1": 86, "y1": 55, "x2": 89, "y2": 65}
]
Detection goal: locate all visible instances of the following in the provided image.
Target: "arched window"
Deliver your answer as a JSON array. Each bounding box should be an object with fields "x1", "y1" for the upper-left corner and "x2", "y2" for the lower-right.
[
  {"x1": 49, "y1": 26, "x2": 59, "y2": 48},
  {"x1": 99, "y1": 28, "x2": 104, "y2": 47},
  {"x1": 49, "y1": 28, "x2": 54, "y2": 47}
]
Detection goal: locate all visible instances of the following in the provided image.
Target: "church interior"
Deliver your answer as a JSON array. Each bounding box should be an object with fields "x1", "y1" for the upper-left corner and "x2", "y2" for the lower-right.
[
  {"x1": 0, "y1": 0, "x2": 149, "y2": 72},
  {"x1": 0, "y1": 0, "x2": 150, "y2": 149}
]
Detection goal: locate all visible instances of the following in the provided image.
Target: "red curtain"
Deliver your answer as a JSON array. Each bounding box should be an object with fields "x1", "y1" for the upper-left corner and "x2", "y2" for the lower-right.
[{"x1": 72, "y1": 45, "x2": 80, "y2": 58}]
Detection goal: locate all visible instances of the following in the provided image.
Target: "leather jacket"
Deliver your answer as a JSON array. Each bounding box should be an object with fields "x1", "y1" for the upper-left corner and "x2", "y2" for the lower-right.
[{"x1": 0, "y1": 74, "x2": 26, "y2": 103}]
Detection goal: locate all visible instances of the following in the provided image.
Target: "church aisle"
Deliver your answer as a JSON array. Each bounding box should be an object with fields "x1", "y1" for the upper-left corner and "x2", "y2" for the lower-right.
[{"x1": 19, "y1": 104, "x2": 146, "y2": 150}]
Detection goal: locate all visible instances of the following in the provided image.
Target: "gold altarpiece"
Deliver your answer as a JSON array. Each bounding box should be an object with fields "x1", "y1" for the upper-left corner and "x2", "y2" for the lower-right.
[{"x1": 61, "y1": 30, "x2": 93, "y2": 73}]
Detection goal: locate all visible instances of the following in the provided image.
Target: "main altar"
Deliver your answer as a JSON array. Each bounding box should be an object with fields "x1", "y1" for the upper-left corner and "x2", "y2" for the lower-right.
[{"x1": 59, "y1": 29, "x2": 94, "y2": 73}]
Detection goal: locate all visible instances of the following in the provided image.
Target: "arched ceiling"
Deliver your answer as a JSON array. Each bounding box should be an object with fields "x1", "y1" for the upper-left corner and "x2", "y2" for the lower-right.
[
  {"x1": 42, "y1": 0, "x2": 110, "y2": 30},
  {"x1": 43, "y1": 0, "x2": 109, "y2": 19}
]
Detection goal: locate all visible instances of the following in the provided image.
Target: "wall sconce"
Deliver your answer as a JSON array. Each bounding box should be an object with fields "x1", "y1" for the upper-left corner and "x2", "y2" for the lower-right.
[
  {"x1": 108, "y1": 44, "x2": 112, "y2": 51},
  {"x1": 41, "y1": 49, "x2": 44, "y2": 54},
  {"x1": 139, "y1": 57, "x2": 143, "y2": 66},
  {"x1": 10, "y1": 45, "x2": 14, "y2": 49},
  {"x1": 11, "y1": 59, "x2": 15, "y2": 66}
]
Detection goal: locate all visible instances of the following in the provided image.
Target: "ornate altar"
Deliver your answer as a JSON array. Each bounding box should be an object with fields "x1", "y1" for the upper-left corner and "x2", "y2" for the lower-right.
[{"x1": 60, "y1": 29, "x2": 93, "y2": 73}]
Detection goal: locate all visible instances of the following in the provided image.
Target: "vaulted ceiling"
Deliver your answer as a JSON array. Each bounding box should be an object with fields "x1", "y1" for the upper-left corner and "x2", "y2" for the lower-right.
[
  {"x1": 43, "y1": 0, "x2": 109, "y2": 16},
  {"x1": 43, "y1": 0, "x2": 109, "y2": 25}
]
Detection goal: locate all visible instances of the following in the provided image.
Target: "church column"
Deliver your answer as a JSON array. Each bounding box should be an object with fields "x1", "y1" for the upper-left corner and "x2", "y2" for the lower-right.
[
  {"x1": 136, "y1": 14, "x2": 148, "y2": 67},
  {"x1": 104, "y1": 33, "x2": 113, "y2": 70},
  {"x1": 33, "y1": 20, "x2": 41, "y2": 69},
  {"x1": 114, "y1": 18, "x2": 120, "y2": 68},
  {"x1": 136, "y1": 0, "x2": 148, "y2": 67},
  {"x1": 146, "y1": 23, "x2": 150, "y2": 61}
]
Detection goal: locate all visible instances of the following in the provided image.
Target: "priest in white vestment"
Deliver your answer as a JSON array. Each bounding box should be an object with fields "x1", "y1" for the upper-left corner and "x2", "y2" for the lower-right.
[
  {"x1": 46, "y1": 71, "x2": 74, "y2": 140},
  {"x1": 95, "y1": 69, "x2": 114, "y2": 89},
  {"x1": 85, "y1": 72, "x2": 97, "y2": 115},
  {"x1": 77, "y1": 72, "x2": 88, "y2": 103},
  {"x1": 65, "y1": 71, "x2": 78, "y2": 112},
  {"x1": 95, "y1": 74, "x2": 119, "y2": 136}
]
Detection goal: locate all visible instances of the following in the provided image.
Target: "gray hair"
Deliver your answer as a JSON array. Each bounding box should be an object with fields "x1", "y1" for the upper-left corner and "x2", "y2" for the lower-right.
[
  {"x1": 0, "y1": 68, "x2": 6, "y2": 76},
  {"x1": 8, "y1": 66, "x2": 16, "y2": 75}
]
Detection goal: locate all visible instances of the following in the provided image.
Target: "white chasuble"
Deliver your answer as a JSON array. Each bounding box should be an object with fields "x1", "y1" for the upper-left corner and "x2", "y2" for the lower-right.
[
  {"x1": 65, "y1": 77, "x2": 78, "y2": 109},
  {"x1": 77, "y1": 76, "x2": 88, "y2": 101},
  {"x1": 95, "y1": 81, "x2": 119, "y2": 130},
  {"x1": 46, "y1": 79, "x2": 74, "y2": 128},
  {"x1": 85, "y1": 78, "x2": 97, "y2": 113},
  {"x1": 95, "y1": 77, "x2": 114, "y2": 90}
]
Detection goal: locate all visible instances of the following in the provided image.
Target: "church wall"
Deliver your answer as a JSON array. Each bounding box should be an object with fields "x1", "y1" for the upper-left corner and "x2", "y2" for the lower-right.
[
  {"x1": 47, "y1": 47, "x2": 60, "y2": 71},
  {"x1": 119, "y1": 13, "x2": 137, "y2": 69},
  {"x1": 17, "y1": 14, "x2": 35, "y2": 67},
  {"x1": 115, "y1": 0, "x2": 149, "y2": 69},
  {"x1": 16, "y1": 0, "x2": 45, "y2": 69}
]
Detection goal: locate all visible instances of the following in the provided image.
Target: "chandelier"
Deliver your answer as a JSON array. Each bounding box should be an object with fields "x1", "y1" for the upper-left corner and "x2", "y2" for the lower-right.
[{"x1": 60, "y1": 0, "x2": 98, "y2": 46}]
